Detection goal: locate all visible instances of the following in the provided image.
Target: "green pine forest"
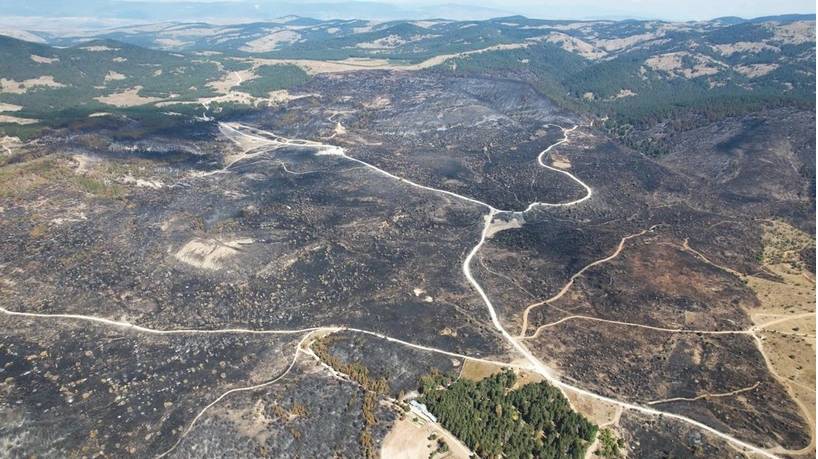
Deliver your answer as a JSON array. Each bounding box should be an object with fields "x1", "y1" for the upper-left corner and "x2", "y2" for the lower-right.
[{"x1": 419, "y1": 370, "x2": 597, "y2": 459}]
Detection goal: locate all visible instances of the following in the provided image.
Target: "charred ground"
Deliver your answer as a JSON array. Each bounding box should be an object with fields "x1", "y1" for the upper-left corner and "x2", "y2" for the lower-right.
[{"x1": 0, "y1": 36, "x2": 814, "y2": 459}]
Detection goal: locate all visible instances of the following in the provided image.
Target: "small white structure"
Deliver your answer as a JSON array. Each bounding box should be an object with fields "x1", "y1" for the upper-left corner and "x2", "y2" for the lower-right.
[{"x1": 408, "y1": 400, "x2": 437, "y2": 423}]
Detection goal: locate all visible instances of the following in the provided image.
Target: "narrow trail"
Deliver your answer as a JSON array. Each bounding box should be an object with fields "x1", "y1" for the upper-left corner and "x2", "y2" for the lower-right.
[
  {"x1": 478, "y1": 253, "x2": 538, "y2": 300},
  {"x1": 0, "y1": 121, "x2": 795, "y2": 459},
  {"x1": 221, "y1": 121, "x2": 785, "y2": 459},
  {"x1": 518, "y1": 227, "x2": 658, "y2": 337},
  {"x1": 525, "y1": 315, "x2": 751, "y2": 340},
  {"x1": 647, "y1": 382, "x2": 761, "y2": 405},
  {"x1": 673, "y1": 231, "x2": 816, "y2": 454},
  {"x1": 522, "y1": 124, "x2": 592, "y2": 212},
  {"x1": 681, "y1": 238, "x2": 744, "y2": 277},
  {"x1": 752, "y1": 312, "x2": 817, "y2": 331},
  {"x1": 223, "y1": 122, "x2": 591, "y2": 214},
  {"x1": 751, "y1": 322, "x2": 817, "y2": 456},
  {"x1": 0, "y1": 306, "x2": 322, "y2": 335},
  {"x1": 299, "y1": 336, "x2": 478, "y2": 458},
  {"x1": 753, "y1": 330, "x2": 816, "y2": 456},
  {"x1": 0, "y1": 307, "x2": 530, "y2": 372},
  {"x1": 156, "y1": 331, "x2": 311, "y2": 458}
]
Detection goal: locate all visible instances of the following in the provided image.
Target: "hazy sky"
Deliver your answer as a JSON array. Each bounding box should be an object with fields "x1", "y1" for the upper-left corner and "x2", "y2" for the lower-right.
[
  {"x1": 444, "y1": 0, "x2": 815, "y2": 20},
  {"x1": 137, "y1": 0, "x2": 817, "y2": 20},
  {"x1": 0, "y1": 0, "x2": 814, "y2": 22}
]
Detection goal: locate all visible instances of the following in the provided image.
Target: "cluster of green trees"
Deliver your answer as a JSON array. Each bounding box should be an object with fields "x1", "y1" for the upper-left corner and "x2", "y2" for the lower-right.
[
  {"x1": 0, "y1": 36, "x2": 313, "y2": 137},
  {"x1": 438, "y1": 31, "x2": 814, "y2": 158},
  {"x1": 419, "y1": 370, "x2": 597, "y2": 459},
  {"x1": 596, "y1": 428, "x2": 624, "y2": 458},
  {"x1": 237, "y1": 64, "x2": 310, "y2": 97}
]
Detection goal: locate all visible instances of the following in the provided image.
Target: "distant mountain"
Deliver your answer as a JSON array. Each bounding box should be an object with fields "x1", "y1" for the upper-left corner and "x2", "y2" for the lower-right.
[
  {"x1": 0, "y1": 1, "x2": 515, "y2": 22},
  {"x1": 0, "y1": 13, "x2": 813, "y2": 144},
  {"x1": 714, "y1": 13, "x2": 816, "y2": 25},
  {"x1": 746, "y1": 13, "x2": 817, "y2": 23}
]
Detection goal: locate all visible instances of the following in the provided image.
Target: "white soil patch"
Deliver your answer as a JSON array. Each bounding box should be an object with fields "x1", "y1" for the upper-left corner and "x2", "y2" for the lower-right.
[
  {"x1": 175, "y1": 237, "x2": 253, "y2": 270},
  {"x1": 355, "y1": 33, "x2": 436, "y2": 50},
  {"x1": 248, "y1": 42, "x2": 533, "y2": 76},
  {"x1": 356, "y1": 34, "x2": 409, "y2": 49},
  {"x1": 545, "y1": 32, "x2": 606, "y2": 59},
  {"x1": 767, "y1": 21, "x2": 815, "y2": 45},
  {"x1": 735, "y1": 63, "x2": 779, "y2": 78},
  {"x1": 594, "y1": 32, "x2": 663, "y2": 51},
  {"x1": 644, "y1": 52, "x2": 725, "y2": 79},
  {"x1": 565, "y1": 389, "x2": 621, "y2": 427},
  {"x1": 711, "y1": 41, "x2": 780, "y2": 56},
  {"x1": 352, "y1": 24, "x2": 377, "y2": 33},
  {"x1": 121, "y1": 175, "x2": 164, "y2": 189},
  {"x1": 240, "y1": 30, "x2": 301, "y2": 52},
  {"x1": 158, "y1": 88, "x2": 315, "y2": 111},
  {"x1": 381, "y1": 415, "x2": 471, "y2": 459},
  {"x1": 363, "y1": 95, "x2": 391, "y2": 109},
  {"x1": 217, "y1": 122, "x2": 274, "y2": 154},
  {"x1": 72, "y1": 154, "x2": 99, "y2": 173},
  {"x1": 104, "y1": 71, "x2": 127, "y2": 82},
  {"x1": 30, "y1": 54, "x2": 59, "y2": 64},
  {"x1": 485, "y1": 216, "x2": 524, "y2": 238},
  {"x1": 268, "y1": 89, "x2": 316, "y2": 103},
  {"x1": 607, "y1": 89, "x2": 636, "y2": 100},
  {"x1": 549, "y1": 21, "x2": 610, "y2": 32},
  {"x1": 155, "y1": 38, "x2": 190, "y2": 48},
  {"x1": 95, "y1": 86, "x2": 162, "y2": 107},
  {"x1": 0, "y1": 103, "x2": 22, "y2": 112},
  {"x1": 550, "y1": 153, "x2": 572, "y2": 169},
  {"x1": 250, "y1": 57, "x2": 394, "y2": 75},
  {"x1": 0, "y1": 28, "x2": 46, "y2": 43},
  {"x1": 81, "y1": 45, "x2": 118, "y2": 52},
  {"x1": 0, "y1": 136, "x2": 23, "y2": 156},
  {"x1": 411, "y1": 20, "x2": 447, "y2": 28},
  {"x1": 206, "y1": 68, "x2": 258, "y2": 94},
  {"x1": 0, "y1": 115, "x2": 38, "y2": 125},
  {"x1": 51, "y1": 210, "x2": 88, "y2": 226},
  {"x1": 0, "y1": 76, "x2": 66, "y2": 94}
]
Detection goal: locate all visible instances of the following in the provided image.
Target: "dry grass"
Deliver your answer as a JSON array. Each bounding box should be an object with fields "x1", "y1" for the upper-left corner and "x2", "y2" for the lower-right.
[
  {"x1": 0, "y1": 115, "x2": 38, "y2": 125},
  {"x1": 458, "y1": 359, "x2": 502, "y2": 381},
  {"x1": 0, "y1": 75, "x2": 65, "y2": 94},
  {"x1": 381, "y1": 414, "x2": 470, "y2": 459},
  {"x1": 564, "y1": 390, "x2": 621, "y2": 427},
  {"x1": 175, "y1": 237, "x2": 254, "y2": 270},
  {"x1": 735, "y1": 63, "x2": 779, "y2": 78},
  {"x1": 745, "y1": 220, "x2": 815, "y2": 454},
  {"x1": 550, "y1": 153, "x2": 572, "y2": 169},
  {"x1": 95, "y1": 86, "x2": 162, "y2": 107},
  {"x1": 747, "y1": 220, "x2": 815, "y2": 320},
  {"x1": 0, "y1": 155, "x2": 127, "y2": 199}
]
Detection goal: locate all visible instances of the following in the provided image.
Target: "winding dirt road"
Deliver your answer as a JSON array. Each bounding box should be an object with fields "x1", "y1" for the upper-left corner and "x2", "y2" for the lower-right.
[
  {"x1": 0, "y1": 120, "x2": 799, "y2": 459},
  {"x1": 218, "y1": 121, "x2": 785, "y2": 458},
  {"x1": 518, "y1": 227, "x2": 658, "y2": 337}
]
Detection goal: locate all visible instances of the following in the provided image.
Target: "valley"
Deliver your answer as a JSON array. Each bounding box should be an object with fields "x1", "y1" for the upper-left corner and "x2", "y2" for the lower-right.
[{"x1": 0, "y1": 11, "x2": 814, "y2": 459}]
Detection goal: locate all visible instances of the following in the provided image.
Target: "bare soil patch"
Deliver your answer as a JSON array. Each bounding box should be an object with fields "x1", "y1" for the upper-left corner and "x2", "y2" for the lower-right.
[
  {"x1": 0, "y1": 76, "x2": 65, "y2": 94},
  {"x1": 175, "y1": 237, "x2": 254, "y2": 270},
  {"x1": 381, "y1": 415, "x2": 470, "y2": 459},
  {"x1": 94, "y1": 86, "x2": 162, "y2": 107}
]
